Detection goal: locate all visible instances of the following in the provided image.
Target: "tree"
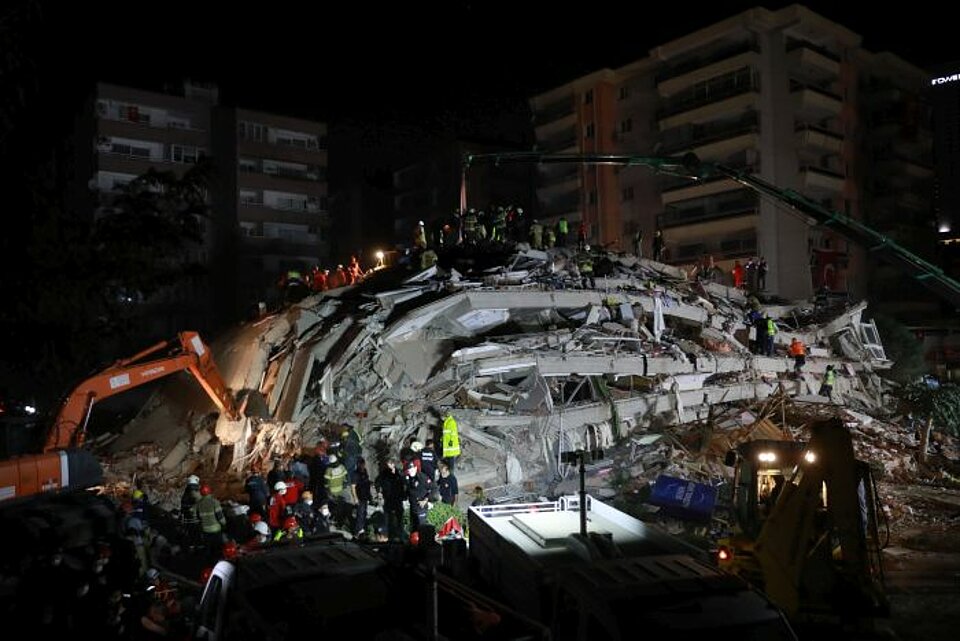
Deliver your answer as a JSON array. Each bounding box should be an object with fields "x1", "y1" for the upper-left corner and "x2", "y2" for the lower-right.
[
  {"x1": 896, "y1": 380, "x2": 960, "y2": 464},
  {"x1": 873, "y1": 313, "x2": 928, "y2": 384}
]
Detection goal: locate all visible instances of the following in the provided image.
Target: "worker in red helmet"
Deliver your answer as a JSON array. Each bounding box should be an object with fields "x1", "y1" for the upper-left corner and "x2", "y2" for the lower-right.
[
  {"x1": 222, "y1": 540, "x2": 239, "y2": 560},
  {"x1": 409, "y1": 530, "x2": 420, "y2": 546},
  {"x1": 200, "y1": 484, "x2": 212, "y2": 496},
  {"x1": 273, "y1": 515, "x2": 303, "y2": 544}
]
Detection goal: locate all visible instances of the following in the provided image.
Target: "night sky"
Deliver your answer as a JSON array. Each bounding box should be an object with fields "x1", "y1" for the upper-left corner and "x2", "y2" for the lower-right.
[{"x1": 32, "y1": 0, "x2": 959, "y2": 132}]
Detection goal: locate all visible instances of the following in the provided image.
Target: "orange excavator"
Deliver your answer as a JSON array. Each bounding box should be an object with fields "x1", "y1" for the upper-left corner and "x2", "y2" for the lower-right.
[{"x1": 0, "y1": 331, "x2": 239, "y2": 503}]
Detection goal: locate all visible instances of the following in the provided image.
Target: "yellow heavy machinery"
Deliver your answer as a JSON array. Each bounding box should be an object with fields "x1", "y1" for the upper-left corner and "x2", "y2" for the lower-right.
[{"x1": 718, "y1": 418, "x2": 889, "y2": 625}]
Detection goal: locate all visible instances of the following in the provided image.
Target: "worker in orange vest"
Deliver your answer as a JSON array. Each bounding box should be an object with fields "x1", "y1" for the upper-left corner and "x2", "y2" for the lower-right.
[
  {"x1": 788, "y1": 337, "x2": 807, "y2": 375},
  {"x1": 732, "y1": 261, "x2": 745, "y2": 289}
]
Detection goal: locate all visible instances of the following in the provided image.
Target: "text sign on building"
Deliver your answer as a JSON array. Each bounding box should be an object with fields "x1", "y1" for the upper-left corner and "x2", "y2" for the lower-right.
[{"x1": 931, "y1": 73, "x2": 960, "y2": 86}]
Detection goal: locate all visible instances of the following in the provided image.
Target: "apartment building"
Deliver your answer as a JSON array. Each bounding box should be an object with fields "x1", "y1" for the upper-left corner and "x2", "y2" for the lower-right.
[
  {"x1": 858, "y1": 53, "x2": 937, "y2": 320},
  {"x1": 215, "y1": 108, "x2": 329, "y2": 311},
  {"x1": 530, "y1": 5, "x2": 935, "y2": 302},
  {"x1": 77, "y1": 81, "x2": 220, "y2": 335}
]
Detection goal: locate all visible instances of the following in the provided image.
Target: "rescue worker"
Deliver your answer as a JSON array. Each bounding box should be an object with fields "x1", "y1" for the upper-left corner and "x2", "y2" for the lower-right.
[
  {"x1": 341, "y1": 424, "x2": 362, "y2": 476},
  {"x1": 376, "y1": 459, "x2": 406, "y2": 541},
  {"x1": 464, "y1": 209, "x2": 478, "y2": 244},
  {"x1": 544, "y1": 227, "x2": 556, "y2": 249},
  {"x1": 324, "y1": 453, "x2": 350, "y2": 511},
  {"x1": 557, "y1": 216, "x2": 569, "y2": 247},
  {"x1": 732, "y1": 260, "x2": 745, "y2": 289},
  {"x1": 442, "y1": 410, "x2": 461, "y2": 471},
  {"x1": 273, "y1": 515, "x2": 303, "y2": 544},
  {"x1": 315, "y1": 501, "x2": 333, "y2": 534},
  {"x1": 195, "y1": 485, "x2": 227, "y2": 561},
  {"x1": 348, "y1": 255, "x2": 362, "y2": 284},
  {"x1": 437, "y1": 461, "x2": 459, "y2": 506},
  {"x1": 577, "y1": 220, "x2": 588, "y2": 251},
  {"x1": 336, "y1": 264, "x2": 349, "y2": 288},
  {"x1": 579, "y1": 253, "x2": 595, "y2": 289},
  {"x1": 351, "y1": 457, "x2": 372, "y2": 537},
  {"x1": 764, "y1": 315, "x2": 778, "y2": 357},
  {"x1": 819, "y1": 364, "x2": 837, "y2": 400},
  {"x1": 789, "y1": 337, "x2": 807, "y2": 374},
  {"x1": 247, "y1": 520, "x2": 272, "y2": 549},
  {"x1": 758, "y1": 256, "x2": 768, "y2": 290},
  {"x1": 492, "y1": 207, "x2": 507, "y2": 243},
  {"x1": 180, "y1": 475, "x2": 202, "y2": 546},
  {"x1": 529, "y1": 219, "x2": 543, "y2": 249},
  {"x1": 420, "y1": 438, "x2": 438, "y2": 482},
  {"x1": 405, "y1": 461, "x2": 430, "y2": 532},
  {"x1": 267, "y1": 481, "x2": 288, "y2": 529},
  {"x1": 652, "y1": 229, "x2": 664, "y2": 262},
  {"x1": 414, "y1": 220, "x2": 427, "y2": 249},
  {"x1": 243, "y1": 468, "x2": 269, "y2": 519},
  {"x1": 633, "y1": 229, "x2": 643, "y2": 258}
]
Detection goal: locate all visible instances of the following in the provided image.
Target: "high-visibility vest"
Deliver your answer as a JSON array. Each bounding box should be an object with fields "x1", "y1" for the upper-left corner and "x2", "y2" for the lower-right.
[
  {"x1": 766, "y1": 318, "x2": 777, "y2": 336},
  {"x1": 825, "y1": 370, "x2": 836, "y2": 386},
  {"x1": 325, "y1": 464, "x2": 348, "y2": 495},
  {"x1": 442, "y1": 415, "x2": 461, "y2": 458},
  {"x1": 558, "y1": 218, "x2": 569, "y2": 234}
]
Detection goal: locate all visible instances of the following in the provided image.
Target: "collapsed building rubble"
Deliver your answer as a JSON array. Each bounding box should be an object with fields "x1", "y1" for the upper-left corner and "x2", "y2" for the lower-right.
[{"x1": 103, "y1": 247, "x2": 916, "y2": 513}]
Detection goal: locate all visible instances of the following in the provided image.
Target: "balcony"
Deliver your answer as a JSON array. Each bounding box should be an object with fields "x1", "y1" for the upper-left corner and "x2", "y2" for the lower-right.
[
  {"x1": 794, "y1": 123, "x2": 844, "y2": 154},
  {"x1": 791, "y1": 80, "x2": 843, "y2": 118},
  {"x1": 657, "y1": 40, "x2": 758, "y2": 86},
  {"x1": 658, "y1": 194, "x2": 759, "y2": 229},
  {"x1": 658, "y1": 50, "x2": 760, "y2": 99},
  {"x1": 786, "y1": 42, "x2": 841, "y2": 81},
  {"x1": 660, "y1": 113, "x2": 759, "y2": 156},
  {"x1": 660, "y1": 172, "x2": 748, "y2": 205},
  {"x1": 799, "y1": 165, "x2": 845, "y2": 193},
  {"x1": 537, "y1": 169, "x2": 580, "y2": 200},
  {"x1": 875, "y1": 153, "x2": 934, "y2": 179},
  {"x1": 536, "y1": 127, "x2": 579, "y2": 153},
  {"x1": 667, "y1": 233, "x2": 757, "y2": 262},
  {"x1": 533, "y1": 98, "x2": 576, "y2": 128},
  {"x1": 241, "y1": 235, "x2": 324, "y2": 259},
  {"x1": 659, "y1": 68, "x2": 759, "y2": 117}
]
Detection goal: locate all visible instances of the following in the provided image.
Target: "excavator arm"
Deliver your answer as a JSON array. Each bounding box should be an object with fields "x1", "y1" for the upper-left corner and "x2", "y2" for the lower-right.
[
  {"x1": 751, "y1": 418, "x2": 886, "y2": 619},
  {"x1": 44, "y1": 331, "x2": 239, "y2": 452},
  {"x1": 463, "y1": 151, "x2": 960, "y2": 309}
]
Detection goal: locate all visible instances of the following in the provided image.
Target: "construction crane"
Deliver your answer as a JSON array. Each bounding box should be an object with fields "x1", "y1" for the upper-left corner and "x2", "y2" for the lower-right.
[{"x1": 462, "y1": 152, "x2": 960, "y2": 309}]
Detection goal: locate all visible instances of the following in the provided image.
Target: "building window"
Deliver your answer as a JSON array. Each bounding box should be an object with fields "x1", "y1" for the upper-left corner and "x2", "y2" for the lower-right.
[
  {"x1": 622, "y1": 186, "x2": 634, "y2": 201},
  {"x1": 239, "y1": 121, "x2": 266, "y2": 142},
  {"x1": 584, "y1": 90, "x2": 593, "y2": 105},
  {"x1": 588, "y1": 190, "x2": 597, "y2": 205},
  {"x1": 171, "y1": 144, "x2": 203, "y2": 164},
  {"x1": 619, "y1": 86, "x2": 630, "y2": 100},
  {"x1": 620, "y1": 118, "x2": 633, "y2": 133},
  {"x1": 273, "y1": 128, "x2": 319, "y2": 150},
  {"x1": 239, "y1": 189, "x2": 261, "y2": 205},
  {"x1": 108, "y1": 139, "x2": 152, "y2": 158},
  {"x1": 585, "y1": 123, "x2": 595, "y2": 139},
  {"x1": 239, "y1": 157, "x2": 258, "y2": 173}
]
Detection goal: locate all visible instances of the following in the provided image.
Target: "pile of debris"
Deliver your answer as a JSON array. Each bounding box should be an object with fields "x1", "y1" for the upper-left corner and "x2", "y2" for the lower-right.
[{"x1": 103, "y1": 247, "x2": 913, "y2": 510}]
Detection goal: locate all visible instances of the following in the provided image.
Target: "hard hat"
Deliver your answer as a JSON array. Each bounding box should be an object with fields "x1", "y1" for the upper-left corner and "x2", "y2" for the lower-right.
[
  {"x1": 418, "y1": 220, "x2": 425, "y2": 226},
  {"x1": 253, "y1": 521, "x2": 271, "y2": 536},
  {"x1": 200, "y1": 484, "x2": 212, "y2": 496},
  {"x1": 327, "y1": 454, "x2": 338, "y2": 464},
  {"x1": 187, "y1": 475, "x2": 200, "y2": 486},
  {"x1": 411, "y1": 441, "x2": 424, "y2": 452},
  {"x1": 273, "y1": 481, "x2": 287, "y2": 492},
  {"x1": 223, "y1": 541, "x2": 239, "y2": 559},
  {"x1": 145, "y1": 568, "x2": 160, "y2": 582},
  {"x1": 132, "y1": 489, "x2": 144, "y2": 500},
  {"x1": 341, "y1": 427, "x2": 350, "y2": 436},
  {"x1": 584, "y1": 245, "x2": 591, "y2": 251},
  {"x1": 409, "y1": 531, "x2": 420, "y2": 546},
  {"x1": 283, "y1": 516, "x2": 299, "y2": 530},
  {"x1": 249, "y1": 512, "x2": 262, "y2": 523}
]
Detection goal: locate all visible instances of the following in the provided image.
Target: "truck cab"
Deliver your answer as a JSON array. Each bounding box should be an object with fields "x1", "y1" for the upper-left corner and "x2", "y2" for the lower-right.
[{"x1": 468, "y1": 494, "x2": 796, "y2": 640}]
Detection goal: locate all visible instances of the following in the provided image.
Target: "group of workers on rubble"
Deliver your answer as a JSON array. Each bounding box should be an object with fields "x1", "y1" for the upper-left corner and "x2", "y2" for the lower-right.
[
  {"x1": 276, "y1": 254, "x2": 367, "y2": 302},
  {"x1": 174, "y1": 411, "x2": 469, "y2": 567}
]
